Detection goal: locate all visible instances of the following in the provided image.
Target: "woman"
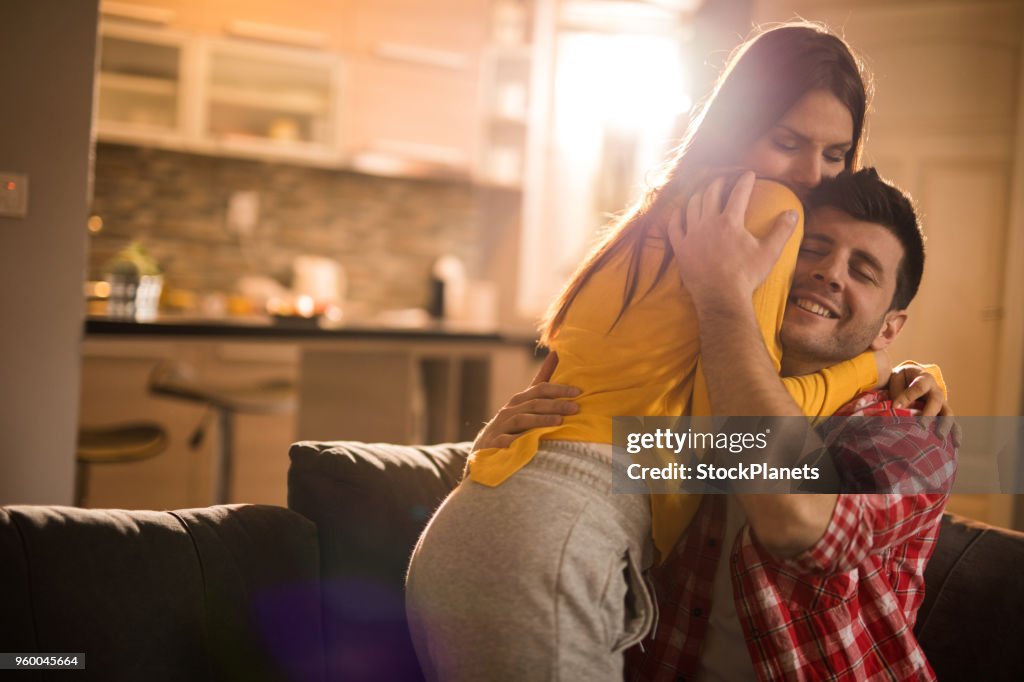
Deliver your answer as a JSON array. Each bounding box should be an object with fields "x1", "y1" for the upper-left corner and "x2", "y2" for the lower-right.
[{"x1": 406, "y1": 22, "x2": 941, "y2": 681}]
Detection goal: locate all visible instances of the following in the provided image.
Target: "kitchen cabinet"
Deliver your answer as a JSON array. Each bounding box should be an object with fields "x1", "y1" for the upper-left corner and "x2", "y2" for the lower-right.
[
  {"x1": 199, "y1": 38, "x2": 342, "y2": 164},
  {"x1": 79, "y1": 339, "x2": 300, "y2": 510},
  {"x1": 97, "y1": 18, "x2": 344, "y2": 166},
  {"x1": 98, "y1": 0, "x2": 526, "y2": 181},
  {"x1": 475, "y1": 1, "x2": 537, "y2": 188},
  {"x1": 476, "y1": 43, "x2": 533, "y2": 187},
  {"x1": 346, "y1": 56, "x2": 480, "y2": 174},
  {"x1": 346, "y1": 0, "x2": 541, "y2": 184},
  {"x1": 342, "y1": 0, "x2": 489, "y2": 176},
  {"x1": 80, "y1": 322, "x2": 538, "y2": 508},
  {"x1": 99, "y1": 0, "x2": 342, "y2": 47},
  {"x1": 96, "y1": 22, "x2": 193, "y2": 147}
]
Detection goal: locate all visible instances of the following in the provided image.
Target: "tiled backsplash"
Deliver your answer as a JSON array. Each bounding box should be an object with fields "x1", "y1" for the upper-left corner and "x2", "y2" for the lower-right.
[{"x1": 89, "y1": 143, "x2": 486, "y2": 314}]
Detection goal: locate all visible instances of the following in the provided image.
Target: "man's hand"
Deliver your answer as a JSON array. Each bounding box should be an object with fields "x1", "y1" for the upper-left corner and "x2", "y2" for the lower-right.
[
  {"x1": 668, "y1": 171, "x2": 799, "y2": 310},
  {"x1": 472, "y1": 352, "x2": 580, "y2": 451}
]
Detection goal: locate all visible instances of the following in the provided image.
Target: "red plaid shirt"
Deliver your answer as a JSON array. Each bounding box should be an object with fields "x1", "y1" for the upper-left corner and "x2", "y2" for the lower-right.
[{"x1": 625, "y1": 391, "x2": 956, "y2": 682}]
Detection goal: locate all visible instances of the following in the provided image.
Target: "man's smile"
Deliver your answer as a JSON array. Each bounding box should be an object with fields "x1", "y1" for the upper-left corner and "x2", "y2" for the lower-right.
[{"x1": 788, "y1": 293, "x2": 840, "y2": 320}]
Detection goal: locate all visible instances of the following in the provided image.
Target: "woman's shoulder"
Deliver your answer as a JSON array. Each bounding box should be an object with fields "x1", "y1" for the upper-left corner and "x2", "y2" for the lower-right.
[
  {"x1": 746, "y1": 178, "x2": 804, "y2": 236},
  {"x1": 751, "y1": 177, "x2": 803, "y2": 210}
]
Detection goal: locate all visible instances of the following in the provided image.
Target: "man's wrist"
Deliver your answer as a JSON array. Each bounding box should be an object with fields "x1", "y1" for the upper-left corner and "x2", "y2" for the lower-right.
[
  {"x1": 690, "y1": 286, "x2": 753, "y2": 323},
  {"x1": 688, "y1": 278, "x2": 753, "y2": 311}
]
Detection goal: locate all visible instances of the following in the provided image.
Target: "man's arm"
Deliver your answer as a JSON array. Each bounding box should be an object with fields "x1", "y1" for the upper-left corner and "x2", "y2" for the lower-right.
[
  {"x1": 668, "y1": 172, "x2": 836, "y2": 557},
  {"x1": 670, "y1": 173, "x2": 951, "y2": 563},
  {"x1": 695, "y1": 313, "x2": 951, "y2": 565},
  {"x1": 694, "y1": 291, "x2": 839, "y2": 557}
]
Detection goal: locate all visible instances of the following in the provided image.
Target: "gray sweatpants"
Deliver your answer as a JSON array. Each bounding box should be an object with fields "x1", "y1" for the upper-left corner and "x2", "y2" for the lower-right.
[{"x1": 405, "y1": 441, "x2": 656, "y2": 681}]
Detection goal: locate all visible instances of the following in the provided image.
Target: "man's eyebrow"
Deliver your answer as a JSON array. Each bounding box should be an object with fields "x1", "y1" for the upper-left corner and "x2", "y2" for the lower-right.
[
  {"x1": 802, "y1": 233, "x2": 834, "y2": 245},
  {"x1": 776, "y1": 125, "x2": 852, "y2": 149}
]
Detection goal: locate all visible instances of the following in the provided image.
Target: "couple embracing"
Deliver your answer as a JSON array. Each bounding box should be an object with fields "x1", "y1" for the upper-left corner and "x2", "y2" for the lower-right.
[{"x1": 407, "y1": 21, "x2": 957, "y2": 682}]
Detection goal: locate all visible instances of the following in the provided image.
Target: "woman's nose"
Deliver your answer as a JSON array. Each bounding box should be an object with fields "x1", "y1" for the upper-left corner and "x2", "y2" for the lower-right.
[{"x1": 791, "y1": 153, "x2": 823, "y2": 190}]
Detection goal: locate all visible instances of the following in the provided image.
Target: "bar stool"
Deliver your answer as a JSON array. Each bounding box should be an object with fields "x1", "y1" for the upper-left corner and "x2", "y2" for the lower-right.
[
  {"x1": 148, "y1": 362, "x2": 296, "y2": 504},
  {"x1": 76, "y1": 423, "x2": 169, "y2": 507}
]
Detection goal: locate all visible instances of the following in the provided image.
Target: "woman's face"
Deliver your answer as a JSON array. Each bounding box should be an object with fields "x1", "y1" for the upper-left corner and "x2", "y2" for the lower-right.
[{"x1": 740, "y1": 89, "x2": 855, "y2": 197}]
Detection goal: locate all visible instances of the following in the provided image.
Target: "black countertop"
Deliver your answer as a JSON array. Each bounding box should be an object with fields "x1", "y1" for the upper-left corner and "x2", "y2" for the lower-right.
[{"x1": 85, "y1": 315, "x2": 539, "y2": 346}]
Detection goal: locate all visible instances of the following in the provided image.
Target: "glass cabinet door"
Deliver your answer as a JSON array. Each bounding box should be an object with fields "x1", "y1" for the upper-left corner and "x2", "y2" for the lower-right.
[
  {"x1": 96, "y1": 24, "x2": 187, "y2": 141},
  {"x1": 201, "y1": 41, "x2": 341, "y2": 163}
]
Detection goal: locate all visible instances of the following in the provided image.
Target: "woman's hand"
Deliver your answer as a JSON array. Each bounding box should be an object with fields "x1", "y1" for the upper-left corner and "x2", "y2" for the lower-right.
[
  {"x1": 472, "y1": 352, "x2": 580, "y2": 451},
  {"x1": 888, "y1": 363, "x2": 959, "y2": 441},
  {"x1": 889, "y1": 363, "x2": 945, "y2": 414}
]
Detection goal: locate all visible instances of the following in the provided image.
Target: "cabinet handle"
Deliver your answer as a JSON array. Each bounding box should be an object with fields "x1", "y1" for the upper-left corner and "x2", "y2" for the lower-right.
[
  {"x1": 374, "y1": 42, "x2": 469, "y2": 71},
  {"x1": 372, "y1": 139, "x2": 468, "y2": 167},
  {"x1": 101, "y1": 1, "x2": 174, "y2": 26},
  {"x1": 224, "y1": 20, "x2": 328, "y2": 49}
]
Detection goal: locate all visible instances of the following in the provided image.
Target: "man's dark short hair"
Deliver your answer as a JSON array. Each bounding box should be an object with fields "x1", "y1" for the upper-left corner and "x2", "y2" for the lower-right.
[{"x1": 806, "y1": 168, "x2": 925, "y2": 310}]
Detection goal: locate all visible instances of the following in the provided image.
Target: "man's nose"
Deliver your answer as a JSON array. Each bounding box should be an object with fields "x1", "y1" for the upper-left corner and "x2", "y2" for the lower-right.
[{"x1": 811, "y1": 258, "x2": 844, "y2": 291}]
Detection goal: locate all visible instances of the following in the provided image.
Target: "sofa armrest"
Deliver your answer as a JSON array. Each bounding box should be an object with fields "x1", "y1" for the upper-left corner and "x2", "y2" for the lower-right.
[
  {"x1": 287, "y1": 440, "x2": 470, "y2": 586},
  {"x1": 917, "y1": 512, "x2": 1024, "y2": 681},
  {"x1": 286, "y1": 440, "x2": 470, "y2": 682}
]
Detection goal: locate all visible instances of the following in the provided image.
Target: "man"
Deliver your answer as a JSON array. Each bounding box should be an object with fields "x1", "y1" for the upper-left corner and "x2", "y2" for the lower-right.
[
  {"x1": 623, "y1": 168, "x2": 956, "y2": 680},
  {"x1": 475, "y1": 168, "x2": 955, "y2": 680}
]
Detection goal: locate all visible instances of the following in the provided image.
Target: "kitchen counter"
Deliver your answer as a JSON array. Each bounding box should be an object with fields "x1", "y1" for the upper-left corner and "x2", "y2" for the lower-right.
[
  {"x1": 83, "y1": 315, "x2": 540, "y2": 473},
  {"x1": 85, "y1": 315, "x2": 538, "y2": 346}
]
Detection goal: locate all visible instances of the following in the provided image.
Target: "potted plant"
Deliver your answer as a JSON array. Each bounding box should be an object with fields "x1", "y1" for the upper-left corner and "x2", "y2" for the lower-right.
[{"x1": 105, "y1": 241, "x2": 163, "y2": 321}]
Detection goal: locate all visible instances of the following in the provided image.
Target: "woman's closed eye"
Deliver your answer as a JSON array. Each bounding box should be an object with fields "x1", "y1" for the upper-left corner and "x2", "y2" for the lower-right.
[{"x1": 772, "y1": 137, "x2": 799, "y2": 152}]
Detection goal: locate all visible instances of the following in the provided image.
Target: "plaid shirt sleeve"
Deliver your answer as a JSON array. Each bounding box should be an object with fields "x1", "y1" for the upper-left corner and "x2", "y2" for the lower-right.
[
  {"x1": 626, "y1": 390, "x2": 956, "y2": 682},
  {"x1": 771, "y1": 493, "x2": 948, "y2": 576},
  {"x1": 825, "y1": 417, "x2": 957, "y2": 495},
  {"x1": 773, "y1": 391, "x2": 956, "y2": 576}
]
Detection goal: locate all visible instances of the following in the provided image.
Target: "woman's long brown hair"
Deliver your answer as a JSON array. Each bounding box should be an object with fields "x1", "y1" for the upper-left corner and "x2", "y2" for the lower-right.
[{"x1": 538, "y1": 21, "x2": 873, "y2": 346}]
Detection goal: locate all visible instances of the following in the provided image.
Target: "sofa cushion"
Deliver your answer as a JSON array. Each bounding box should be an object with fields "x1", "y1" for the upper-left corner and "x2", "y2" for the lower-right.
[
  {"x1": 174, "y1": 506, "x2": 325, "y2": 682},
  {"x1": 0, "y1": 504, "x2": 323, "y2": 682},
  {"x1": 287, "y1": 440, "x2": 470, "y2": 682},
  {"x1": 0, "y1": 508, "x2": 35, "y2": 655},
  {"x1": 916, "y1": 513, "x2": 1024, "y2": 681}
]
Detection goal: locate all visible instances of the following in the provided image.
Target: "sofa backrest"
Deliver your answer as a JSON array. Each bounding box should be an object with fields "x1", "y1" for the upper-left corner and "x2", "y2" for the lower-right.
[
  {"x1": 289, "y1": 440, "x2": 1024, "y2": 682},
  {"x1": 0, "y1": 504, "x2": 324, "y2": 682}
]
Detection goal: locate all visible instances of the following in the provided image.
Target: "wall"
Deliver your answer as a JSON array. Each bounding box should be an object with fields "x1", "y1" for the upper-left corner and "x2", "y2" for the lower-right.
[
  {"x1": 0, "y1": 0, "x2": 99, "y2": 504},
  {"x1": 751, "y1": 0, "x2": 1024, "y2": 527},
  {"x1": 89, "y1": 143, "x2": 486, "y2": 315}
]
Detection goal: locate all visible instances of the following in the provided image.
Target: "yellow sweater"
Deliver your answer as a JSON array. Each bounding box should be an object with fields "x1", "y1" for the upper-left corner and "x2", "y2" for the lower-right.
[{"x1": 469, "y1": 180, "x2": 879, "y2": 558}]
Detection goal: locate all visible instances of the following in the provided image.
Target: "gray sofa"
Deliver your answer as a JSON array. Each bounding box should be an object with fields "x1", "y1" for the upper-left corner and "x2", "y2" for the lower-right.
[
  {"x1": 2, "y1": 440, "x2": 1023, "y2": 681},
  {"x1": 0, "y1": 504, "x2": 324, "y2": 681}
]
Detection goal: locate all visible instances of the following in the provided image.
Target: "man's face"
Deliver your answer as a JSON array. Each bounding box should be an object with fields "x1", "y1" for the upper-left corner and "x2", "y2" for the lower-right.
[{"x1": 780, "y1": 206, "x2": 908, "y2": 370}]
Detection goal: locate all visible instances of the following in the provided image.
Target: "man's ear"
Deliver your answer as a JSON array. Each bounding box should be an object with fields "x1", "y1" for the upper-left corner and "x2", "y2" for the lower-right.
[{"x1": 869, "y1": 310, "x2": 908, "y2": 351}]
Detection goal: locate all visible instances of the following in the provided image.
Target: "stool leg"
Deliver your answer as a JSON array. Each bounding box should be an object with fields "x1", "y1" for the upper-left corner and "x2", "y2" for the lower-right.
[{"x1": 213, "y1": 407, "x2": 233, "y2": 505}]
